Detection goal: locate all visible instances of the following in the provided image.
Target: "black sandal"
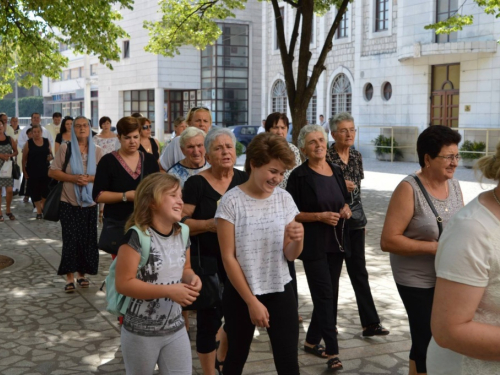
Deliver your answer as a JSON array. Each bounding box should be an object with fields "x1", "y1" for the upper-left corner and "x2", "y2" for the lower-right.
[
  {"x1": 327, "y1": 357, "x2": 343, "y2": 371},
  {"x1": 304, "y1": 344, "x2": 326, "y2": 358},
  {"x1": 6, "y1": 213, "x2": 15, "y2": 221},
  {"x1": 65, "y1": 283, "x2": 76, "y2": 293},
  {"x1": 362, "y1": 323, "x2": 390, "y2": 337},
  {"x1": 77, "y1": 278, "x2": 90, "y2": 288},
  {"x1": 215, "y1": 357, "x2": 224, "y2": 375}
]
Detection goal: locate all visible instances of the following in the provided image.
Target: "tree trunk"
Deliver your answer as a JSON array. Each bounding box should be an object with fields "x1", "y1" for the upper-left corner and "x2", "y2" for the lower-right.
[{"x1": 291, "y1": 106, "x2": 308, "y2": 146}]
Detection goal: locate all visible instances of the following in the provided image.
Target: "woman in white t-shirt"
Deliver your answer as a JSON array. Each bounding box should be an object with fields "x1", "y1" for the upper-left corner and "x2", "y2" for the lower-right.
[
  {"x1": 215, "y1": 133, "x2": 304, "y2": 375},
  {"x1": 427, "y1": 142, "x2": 500, "y2": 374}
]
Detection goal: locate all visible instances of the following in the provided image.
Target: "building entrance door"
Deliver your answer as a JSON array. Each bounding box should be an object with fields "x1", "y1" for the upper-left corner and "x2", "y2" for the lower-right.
[{"x1": 430, "y1": 64, "x2": 460, "y2": 127}]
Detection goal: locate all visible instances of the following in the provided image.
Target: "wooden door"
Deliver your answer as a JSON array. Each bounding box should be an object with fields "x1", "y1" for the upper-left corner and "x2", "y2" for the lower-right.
[{"x1": 430, "y1": 90, "x2": 459, "y2": 127}]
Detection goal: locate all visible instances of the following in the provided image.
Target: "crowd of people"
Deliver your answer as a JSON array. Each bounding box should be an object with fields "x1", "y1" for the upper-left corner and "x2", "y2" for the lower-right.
[{"x1": 0, "y1": 108, "x2": 499, "y2": 375}]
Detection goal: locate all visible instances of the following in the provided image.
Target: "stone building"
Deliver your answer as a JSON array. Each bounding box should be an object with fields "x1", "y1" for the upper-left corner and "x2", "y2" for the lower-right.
[{"x1": 263, "y1": 0, "x2": 500, "y2": 159}]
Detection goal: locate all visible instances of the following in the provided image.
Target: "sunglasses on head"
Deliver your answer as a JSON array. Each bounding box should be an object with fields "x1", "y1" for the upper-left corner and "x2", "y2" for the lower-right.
[
  {"x1": 142, "y1": 125, "x2": 151, "y2": 130},
  {"x1": 191, "y1": 106, "x2": 209, "y2": 111}
]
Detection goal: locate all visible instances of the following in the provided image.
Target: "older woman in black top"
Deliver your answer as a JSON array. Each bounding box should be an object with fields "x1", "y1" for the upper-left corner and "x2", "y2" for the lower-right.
[
  {"x1": 326, "y1": 112, "x2": 389, "y2": 337},
  {"x1": 92, "y1": 116, "x2": 160, "y2": 256},
  {"x1": 286, "y1": 124, "x2": 351, "y2": 372},
  {"x1": 182, "y1": 127, "x2": 247, "y2": 375}
]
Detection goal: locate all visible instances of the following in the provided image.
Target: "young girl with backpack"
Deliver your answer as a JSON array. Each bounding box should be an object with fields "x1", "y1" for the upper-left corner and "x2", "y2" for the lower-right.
[{"x1": 115, "y1": 173, "x2": 201, "y2": 375}]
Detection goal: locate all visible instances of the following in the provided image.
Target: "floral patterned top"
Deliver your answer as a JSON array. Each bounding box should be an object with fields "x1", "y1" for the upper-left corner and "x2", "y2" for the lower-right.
[
  {"x1": 280, "y1": 142, "x2": 302, "y2": 189},
  {"x1": 93, "y1": 135, "x2": 118, "y2": 155},
  {"x1": 326, "y1": 143, "x2": 364, "y2": 190},
  {"x1": 167, "y1": 160, "x2": 210, "y2": 187}
]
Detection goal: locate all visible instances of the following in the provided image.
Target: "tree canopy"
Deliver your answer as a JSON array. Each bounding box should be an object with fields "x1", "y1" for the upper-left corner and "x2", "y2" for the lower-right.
[
  {"x1": 145, "y1": 0, "x2": 351, "y2": 142},
  {"x1": 0, "y1": 0, "x2": 133, "y2": 97},
  {"x1": 425, "y1": 0, "x2": 500, "y2": 36}
]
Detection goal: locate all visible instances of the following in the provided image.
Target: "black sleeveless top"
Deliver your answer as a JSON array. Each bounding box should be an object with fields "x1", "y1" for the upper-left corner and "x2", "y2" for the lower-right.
[
  {"x1": 139, "y1": 138, "x2": 159, "y2": 161},
  {"x1": 27, "y1": 138, "x2": 51, "y2": 178}
]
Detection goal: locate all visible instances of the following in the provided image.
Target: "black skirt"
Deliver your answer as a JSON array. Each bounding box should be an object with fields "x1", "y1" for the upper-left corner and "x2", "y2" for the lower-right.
[{"x1": 57, "y1": 202, "x2": 99, "y2": 276}]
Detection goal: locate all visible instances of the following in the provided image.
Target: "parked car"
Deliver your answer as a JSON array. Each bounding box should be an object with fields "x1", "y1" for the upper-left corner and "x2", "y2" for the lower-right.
[{"x1": 228, "y1": 125, "x2": 260, "y2": 150}]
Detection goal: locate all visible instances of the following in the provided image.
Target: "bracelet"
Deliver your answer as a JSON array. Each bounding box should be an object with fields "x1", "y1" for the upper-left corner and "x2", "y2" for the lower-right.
[{"x1": 180, "y1": 216, "x2": 191, "y2": 223}]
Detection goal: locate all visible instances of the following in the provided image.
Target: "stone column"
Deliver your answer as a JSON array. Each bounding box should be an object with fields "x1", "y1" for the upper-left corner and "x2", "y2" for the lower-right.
[{"x1": 154, "y1": 88, "x2": 165, "y2": 143}]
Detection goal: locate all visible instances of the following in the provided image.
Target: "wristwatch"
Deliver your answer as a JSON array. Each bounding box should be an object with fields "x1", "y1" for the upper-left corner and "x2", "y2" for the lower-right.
[{"x1": 122, "y1": 192, "x2": 127, "y2": 202}]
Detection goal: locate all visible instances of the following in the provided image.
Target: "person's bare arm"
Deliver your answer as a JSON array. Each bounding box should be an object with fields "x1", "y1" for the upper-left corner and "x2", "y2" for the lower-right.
[
  {"x1": 295, "y1": 211, "x2": 341, "y2": 226},
  {"x1": 283, "y1": 219, "x2": 304, "y2": 261},
  {"x1": 182, "y1": 204, "x2": 217, "y2": 235},
  {"x1": 95, "y1": 190, "x2": 135, "y2": 204},
  {"x1": 48, "y1": 169, "x2": 79, "y2": 183},
  {"x1": 431, "y1": 277, "x2": 500, "y2": 361},
  {"x1": 380, "y1": 181, "x2": 438, "y2": 256},
  {"x1": 22, "y1": 143, "x2": 29, "y2": 178},
  {"x1": 10, "y1": 138, "x2": 18, "y2": 158},
  {"x1": 218, "y1": 218, "x2": 270, "y2": 328},
  {"x1": 115, "y1": 244, "x2": 199, "y2": 306}
]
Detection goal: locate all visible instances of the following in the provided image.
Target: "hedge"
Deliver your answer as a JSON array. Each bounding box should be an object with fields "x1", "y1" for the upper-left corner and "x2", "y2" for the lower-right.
[{"x1": 0, "y1": 97, "x2": 43, "y2": 117}]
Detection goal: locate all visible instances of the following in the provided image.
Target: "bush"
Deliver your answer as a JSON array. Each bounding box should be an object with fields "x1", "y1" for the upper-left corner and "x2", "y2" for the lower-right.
[
  {"x1": 459, "y1": 140, "x2": 486, "y2": 160},
  {"x1": 372, "y1": 135, "x2": 403, "y2": 158},
  {"x1": 236, "y1": 141, "x2": 245, "y2": 157}
]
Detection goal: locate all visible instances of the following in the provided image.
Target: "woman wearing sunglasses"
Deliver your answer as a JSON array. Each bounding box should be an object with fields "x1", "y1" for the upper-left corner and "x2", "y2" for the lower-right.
[{"x1": 138, "y1": 117, "x2": 161, "y2": 162}]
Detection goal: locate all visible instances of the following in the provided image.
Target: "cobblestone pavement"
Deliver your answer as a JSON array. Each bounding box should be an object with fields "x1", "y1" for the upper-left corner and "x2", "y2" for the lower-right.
[{"x1": 0, "y1": 160, "x2": 494, "y2": 375}]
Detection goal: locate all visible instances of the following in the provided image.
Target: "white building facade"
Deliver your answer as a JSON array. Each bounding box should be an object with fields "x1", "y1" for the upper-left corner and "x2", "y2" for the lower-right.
[
  {"x1": 43, "y1": 0, "x2": 263, "y2": 142},
  {"x1": 263, "y1": 0, "x2": 500, "y2": 159}
]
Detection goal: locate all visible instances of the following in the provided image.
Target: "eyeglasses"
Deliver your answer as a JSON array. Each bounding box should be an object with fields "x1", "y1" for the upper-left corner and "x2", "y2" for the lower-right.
[
  {"x1": 336, "y1": 129, "x2": 357, "y2": 135},
  {"x1": 142, "y1": 125, "x2": 151, "y2": 130},
  {"x1": 190, "y1": 106, "x2": 209, "y2": 112},
  {"x1": 74, "y1": 124, "x2": 89, "y2": 129},
  {"x1": 436, "y1": 154, "x2": 461, "y2": 162}
]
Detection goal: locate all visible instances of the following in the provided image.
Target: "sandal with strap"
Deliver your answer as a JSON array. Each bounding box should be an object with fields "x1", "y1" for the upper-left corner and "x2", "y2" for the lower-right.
[
  {"x1": 6, "y1": 213, "x2": 15, "y2": 221},
  {"x1": 327, "y1": 357, "x2": 343, "y2": 371},
  {"x1": 65, "y1": 282, "x2": 76, "y2": 293},
  {"x1": 215, "y1": 358, "x2": 224, "y2": 375},
  {"x1": 362, "y1": 323, "x2": 390, "y2": 337},
  {"x1": 77, "y1": 278, "x2": 90, "y2": 288},
  {"x1": 304, "y1": 344, "x2": 326, "y2": 358}
]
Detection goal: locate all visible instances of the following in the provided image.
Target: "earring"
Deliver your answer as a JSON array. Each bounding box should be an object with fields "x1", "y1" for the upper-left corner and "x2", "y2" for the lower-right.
[{"x1": 426, "y1": 164, "x2": 430, "y2": 168}]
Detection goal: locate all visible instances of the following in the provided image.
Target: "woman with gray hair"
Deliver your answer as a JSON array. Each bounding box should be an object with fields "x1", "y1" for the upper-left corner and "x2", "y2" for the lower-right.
[
  {"x1": 326, "y1": 112, "x2": 389, "y2": 337},
  {"x1": 286, "y1": 124, "x2": 352, "y2": 371},
  {"x1": 181, "y1": 127, "x2": 248, "y2": 375},
  {"x1": 167, "y1": 127, "x2": 210, "y2": 187}
]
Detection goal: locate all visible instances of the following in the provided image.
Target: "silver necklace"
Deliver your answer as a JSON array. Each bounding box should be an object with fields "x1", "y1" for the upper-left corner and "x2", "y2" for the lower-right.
[
  {"x1": 493, "y1": 188, "x2": 500, "y2": 206},
  {"x1": 334, "y1": 219, "x2": 345, "y2": 252}
]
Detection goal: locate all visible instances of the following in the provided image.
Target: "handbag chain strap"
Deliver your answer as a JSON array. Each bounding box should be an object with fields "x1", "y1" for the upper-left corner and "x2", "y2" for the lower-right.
[{"x1": 333, "y1": 219, "x2": 345, "y2": 252}]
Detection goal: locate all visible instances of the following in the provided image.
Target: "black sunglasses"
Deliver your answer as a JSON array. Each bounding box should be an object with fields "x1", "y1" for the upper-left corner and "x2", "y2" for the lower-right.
[
  {"x1": 142, "y1": 125, "x2": 151, "y2": 130},
  {"x1": 190, "y1": 106, "x2": 209, "y2": 111}
]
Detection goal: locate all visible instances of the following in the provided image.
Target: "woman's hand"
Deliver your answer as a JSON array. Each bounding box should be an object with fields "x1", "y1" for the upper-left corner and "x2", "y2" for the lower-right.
[
  {"x1": 168, "y1": 283, "x2": 200, "y2": 307},
  {"x1": 285, "y1": 221, "x2": 304, "y2": 242},
  {"x1": 248, "y1": 298, "x2": 270, "y2": 328},
  {"x1": 318, "y1": 211, "x2": 341, "y2": 226},
  {"x1": 184, "y1": 274, "x2": 202, "y2": 292},
  {"x1": 75, "y1": 174, "x2": 89, "y2": 186},
  {"x1": 339, "y1": 204, "x2": 352, "y2": 220},
  {"x1": 345, "y1": 180, "x2": 357, "y2": 192}
]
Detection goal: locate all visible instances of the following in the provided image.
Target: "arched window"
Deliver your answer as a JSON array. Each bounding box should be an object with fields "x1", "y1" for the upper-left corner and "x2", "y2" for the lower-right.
[
  {"x1": 271, "y1": 80, "x2": 287, "y2": 114},
  {"x1": 331, "y1": 73, "x2": 352, "y2": 116},
  {"x1": 306, "y1": 89, "x2": 317, "y2": 125}
]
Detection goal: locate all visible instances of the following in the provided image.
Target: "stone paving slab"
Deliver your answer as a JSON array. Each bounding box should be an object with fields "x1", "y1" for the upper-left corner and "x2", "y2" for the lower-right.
[{"x1": 0, "y1": 160, "x2": 493, "y2": 375}]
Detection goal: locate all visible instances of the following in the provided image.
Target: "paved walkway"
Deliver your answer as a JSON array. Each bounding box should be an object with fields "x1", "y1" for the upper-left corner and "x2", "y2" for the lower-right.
[{"x1": 0, "y1": 160, "x2": 494, "y2": 375}]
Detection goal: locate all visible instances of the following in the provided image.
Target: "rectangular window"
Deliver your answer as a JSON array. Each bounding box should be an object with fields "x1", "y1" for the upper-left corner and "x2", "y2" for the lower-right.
[
  {"x1": 123, "y1": 90, "x2": 155, "y2": 120},
  {"x1": 123, "y1": 40, "x2": 130, "y2": 59},
  {"x1": 337, "y1": 11, "x2": 349, "y2": 39},
  {"x1": 63, "y1": 70, "x2": 70, "y2": 81},
  {"x1": 375, "y1": 0, "x2": 389, "y2": 32},
  {"x1": 90, "y1": 64, "x2": 98, "y2": 76},
  {"x1": 274, "y1": 7, "x2": 285, "y2": 50},
  {"x1": 436, "y1": 0, "x2": 459, "y2": 43},
  {"x1": 70, "y1": 68, "x2": 81, "y2": 79}
]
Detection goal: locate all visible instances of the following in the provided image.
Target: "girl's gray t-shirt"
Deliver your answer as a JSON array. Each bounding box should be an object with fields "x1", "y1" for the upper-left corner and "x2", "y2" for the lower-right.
[
  {"x1": 122, "y1": 227, "x2": 190, "y2": 337},
  {"x1": 390, "y1": 176, "x2": 463, "y2": 289}
]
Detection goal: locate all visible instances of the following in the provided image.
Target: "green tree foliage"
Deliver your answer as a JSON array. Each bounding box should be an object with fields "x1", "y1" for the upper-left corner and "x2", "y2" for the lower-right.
[
  {"x1": 145, "y1": 0, "x2": 351, "y2": 143},
  {"x1": 0, "y1": 0, "x2": 133, "y2": 98},
  {"x1": 0, "y1": 97, "x2": 43, "y2": 117},
  {"x1": 425, "y1": 0, "x2": 500, "y2": 36}
]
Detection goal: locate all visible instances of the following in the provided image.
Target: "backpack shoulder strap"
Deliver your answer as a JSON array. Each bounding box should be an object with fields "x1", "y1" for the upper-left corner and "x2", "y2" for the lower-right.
[
  {"x1": 179, "y1": 222, "x2": 190, "y2": 249},
  {"x1": 130, "y1": 225, "x2": 151, "y2": 268}
]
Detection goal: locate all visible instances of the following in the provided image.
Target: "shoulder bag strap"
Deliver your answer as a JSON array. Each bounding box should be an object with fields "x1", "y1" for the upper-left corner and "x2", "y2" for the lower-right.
[
  {"x1": 411, "y1": 174, "x2": 443, "y2": 239},
  {"x1": 131, "y1": 225, "x2": 151, "y2": 268},
  {"x1": 139, "y1": 151, "x2": 145, "y2": 181},
  {"x1": 62, "y1": 142, "x2": 72, "y2": 173}
]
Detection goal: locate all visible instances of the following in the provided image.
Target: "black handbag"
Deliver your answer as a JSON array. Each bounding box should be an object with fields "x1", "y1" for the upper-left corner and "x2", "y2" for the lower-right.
[
  {"x1": 348, "y1": 189, "x2": 367, "y2": 230},
  {"x1": 183, "y1": 241, "x2": 222, "y2": 311},
  {"x1": 98, "y1": 152, "x2": 145, "y2": 255},
  {"x1": 42, "y1": 145, "x2": 72, "y2": 222},
  {"x1": 98, "y1": 217, "x2": 128, "y2": 255},
  {"x1": 11, "y1": 158, "x2": 20, "y2": 180}
]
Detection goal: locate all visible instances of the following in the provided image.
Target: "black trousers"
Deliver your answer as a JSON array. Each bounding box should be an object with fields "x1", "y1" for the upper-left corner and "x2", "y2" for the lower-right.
[
  {"x1": 303, "y1": 253, "x2": 342, "y2": 355},
  {"x1": 223, "y1": 281, "x2": 299, "y2": 375},
  {"x1": 344, "y1": 228, "x2": 380, "y2": 327},
  {"x1": 397, "y1": 284, "x2": 435, "y2": 374},
  {"x1": 288, "y1": 260, "x2": 298, "y2": 308}
]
